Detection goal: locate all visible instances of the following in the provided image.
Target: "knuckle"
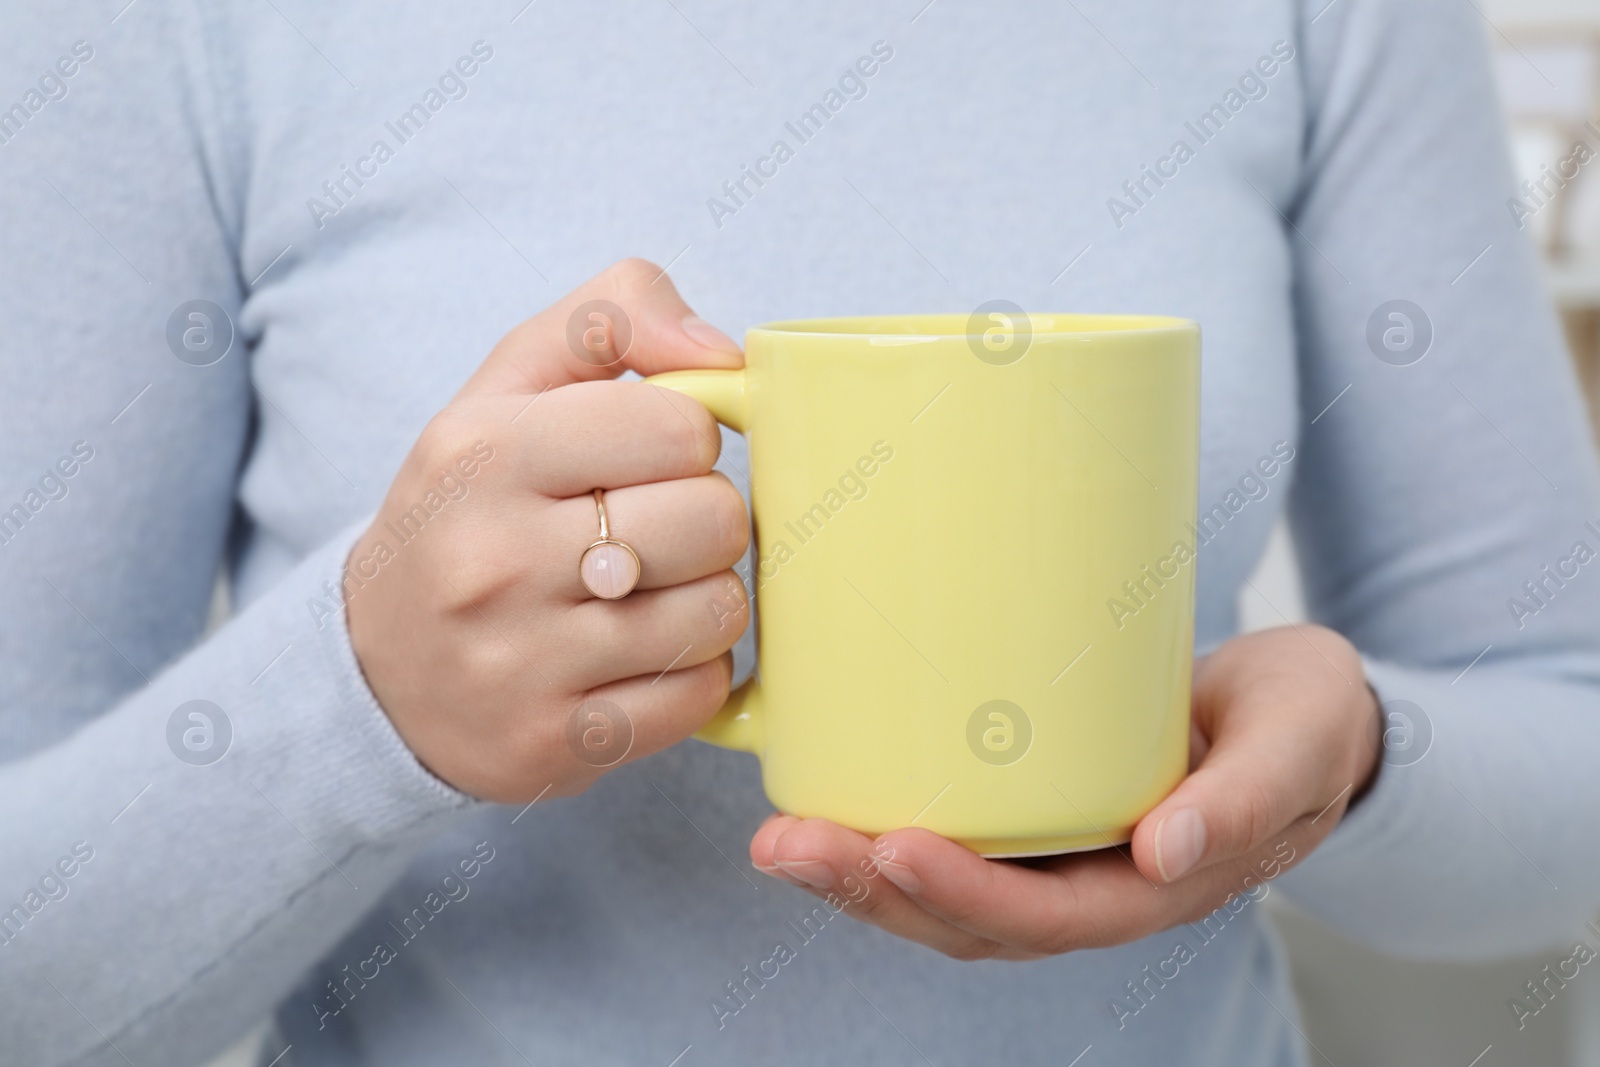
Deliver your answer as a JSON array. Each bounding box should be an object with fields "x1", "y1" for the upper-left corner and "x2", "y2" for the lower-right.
[
  {"x1": 931, "y1": 863, "x2": 1015, "y2": 933},
  {"x1": 704, "y1": 572, "x2": 750, "y2": 640},
  {"x1": 1234, "y1": 779, "x2": 1280, "y2": 852},
  {"x1": 415, "y1": 411, "x2": 488, "y2": 474},
  {"x1": 1029, "y1": 873, "x2": 1089, "y2": 955},
  {"x1": 666, "y1": 407, "x2": 709, "y2": 467},
  {"x1": 602, "y1": 257, "x2": 662, "y2": 298},
  {"x1": 835, "y1": 883, "x2": 881, "y2": 918},
  {"x1": 843, "y1": 894, "x2": 899, "y2": 932},
  {"x1": 1029, "y1": 915, "x2": 1091, "y2": 956},
  {"x1": 414, "y1": 412, "x2": 464, "y2": 463},
  {"x1": 633, "y1": 387, "x2": 712, "y2": 475},
  {"x1": 680, "y1": 654, "x2": 733, "y2": 712},
  {"x1": 930, "y1": 893, "x2": 989, "y2": 934},
  {"x1": 655, "y1": 390, "x2": 719, "y2": 472},
  {"x1": 710, "y1": 475, "x2": 752, "y2": 560}
]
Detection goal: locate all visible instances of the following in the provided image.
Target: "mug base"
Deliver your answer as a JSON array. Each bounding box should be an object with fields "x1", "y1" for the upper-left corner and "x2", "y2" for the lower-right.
[{"x1": 966, "y1": 826, "x2": 1134, "y2": 859}]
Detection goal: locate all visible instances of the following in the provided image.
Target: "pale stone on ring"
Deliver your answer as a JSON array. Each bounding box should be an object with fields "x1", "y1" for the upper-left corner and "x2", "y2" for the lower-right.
[{"x1": 581, "y1": 489, "x2": 641, "y2": 600}]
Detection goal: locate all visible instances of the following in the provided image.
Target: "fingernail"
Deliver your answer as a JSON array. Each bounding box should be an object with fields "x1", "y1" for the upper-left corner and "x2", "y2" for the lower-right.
[
  {"x1": 754, "y1": 862, "x2": 807, "y2": 888},
  {"x1": 1154, "y1": 807, "x2": 1207, "y2": 883},
  {"x1": 872, "y1": 855, "x2": 922, "y2": 896},
  {"x1": 681, "y1": 314, "x2": 742, "y2": 354},
  {"x1": 774, "y1": 859, "x2": 834, "y2": 889}
]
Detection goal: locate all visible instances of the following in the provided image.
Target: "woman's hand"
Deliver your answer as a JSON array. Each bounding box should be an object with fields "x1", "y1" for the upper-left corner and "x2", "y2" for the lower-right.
[
  {"x1": 751, "y1": 625, "x2": 1383, "y2": 960},
  {"x1": 347, "y1": 259, "x2": 752, "y2": 803}
]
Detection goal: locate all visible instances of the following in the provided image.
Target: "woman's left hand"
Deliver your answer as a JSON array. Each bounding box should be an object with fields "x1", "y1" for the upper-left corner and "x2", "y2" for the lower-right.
[{"x1": 749, "y1": 625, "x2": 1383, "y2": 961}]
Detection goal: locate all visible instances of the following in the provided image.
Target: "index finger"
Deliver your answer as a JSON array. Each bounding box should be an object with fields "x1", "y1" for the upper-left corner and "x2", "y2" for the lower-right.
[{"x1": 456, "y1": 257, "x2": 744, "y2": 400}]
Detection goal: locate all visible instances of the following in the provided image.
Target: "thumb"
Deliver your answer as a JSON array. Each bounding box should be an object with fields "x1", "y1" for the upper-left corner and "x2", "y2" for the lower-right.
[
  {"x1": 456, "y1": 257, "x2": 744, "y2": 399},
  {"x1": 1129, "y1": 724, "x2": 1317, "y2": 886}
]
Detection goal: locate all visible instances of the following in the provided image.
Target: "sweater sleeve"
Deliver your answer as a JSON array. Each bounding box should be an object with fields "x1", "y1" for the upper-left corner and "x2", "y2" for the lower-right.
[
  {"x1": 1272, "y1": 0, "x2": 1600, "y2": 960},
  {"x1": 0, "y1": 5, "x2": 471, "y2": 1064}
]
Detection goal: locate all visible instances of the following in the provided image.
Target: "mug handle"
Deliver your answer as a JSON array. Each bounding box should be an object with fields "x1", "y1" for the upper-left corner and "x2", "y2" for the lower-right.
[{"x1": 644, "y1": 368, "x2": 762, "y2": 754}]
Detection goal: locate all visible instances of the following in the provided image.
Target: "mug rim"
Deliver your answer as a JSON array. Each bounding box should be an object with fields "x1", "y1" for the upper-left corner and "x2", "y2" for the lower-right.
[{"x1": 749, "y1": 313, "x2": 1197, "y2": 339}]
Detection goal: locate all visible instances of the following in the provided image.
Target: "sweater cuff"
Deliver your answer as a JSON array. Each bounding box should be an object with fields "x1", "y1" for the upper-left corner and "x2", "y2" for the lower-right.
[
  {"x1": 1272, "y1": 656, "x2": 1435, "y2": 899},
  {"x1": 233, "y1": 518, "x2": 476, "y2": 845}
]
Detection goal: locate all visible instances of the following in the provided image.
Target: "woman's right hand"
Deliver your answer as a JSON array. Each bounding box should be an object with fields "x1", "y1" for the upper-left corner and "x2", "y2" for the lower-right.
[{"x1": 345, "y1": 259, "x2": 752, "y2": 802}]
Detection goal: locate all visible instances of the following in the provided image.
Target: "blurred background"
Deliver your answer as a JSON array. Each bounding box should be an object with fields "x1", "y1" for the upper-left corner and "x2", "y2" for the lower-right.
[{"x1": 1245, "y1": 0, "x2": 1600, "y2": 1061}]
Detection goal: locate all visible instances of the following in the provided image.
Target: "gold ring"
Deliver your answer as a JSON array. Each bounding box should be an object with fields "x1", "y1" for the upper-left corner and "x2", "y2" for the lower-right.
[{"x1": 579, "y1": 488, "x2": 641, "y2": 600}]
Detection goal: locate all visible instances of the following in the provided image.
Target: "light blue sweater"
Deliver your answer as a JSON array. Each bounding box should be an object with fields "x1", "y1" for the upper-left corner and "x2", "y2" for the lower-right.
[{"x1": 3, "y1": 1, "x2": 1599, "y2": 1064}]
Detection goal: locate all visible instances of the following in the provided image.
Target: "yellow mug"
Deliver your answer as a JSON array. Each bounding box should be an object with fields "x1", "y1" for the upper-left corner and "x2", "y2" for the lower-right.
[{"x1": 648, "y1": 313, "x2": 1199, "y2": 856}]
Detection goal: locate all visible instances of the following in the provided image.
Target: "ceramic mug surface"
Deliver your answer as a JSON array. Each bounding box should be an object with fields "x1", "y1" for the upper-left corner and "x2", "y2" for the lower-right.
[{"x1": 648, "y1": 313, "x2": 1199, "y2": 856}]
